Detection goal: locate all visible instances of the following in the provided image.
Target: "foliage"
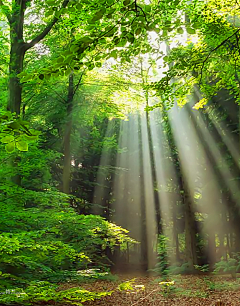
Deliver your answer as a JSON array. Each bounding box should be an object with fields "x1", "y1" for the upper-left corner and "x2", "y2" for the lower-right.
[
  {"x1": 214, "y1": 254, "x2": 240, "y2": 278},
  {"x1": 150, "y1": 235, "x2": 169, "y2": 279},
  {"x1": 0, "y1": 200, "x2": 136, "y2": 283},
  {"x1": 149, "y1": 0, "x2": 240, "y2": 109},
  {"x1": 194, "y1": 264, "x2": 209, "y2": 273},
  {"x1": 168, "y1": 262, "x2": 196, "y2": 275},
  {"x1": 0, "y1": 111, "x2": 40, "y2": 153},
  {"x1": 117, "y1": 279, "x2": 136, "y2": 291},
  {"x1": 0, "y1": 128, "x2": 136, "y2": 305},
  {"x1": 159, "y1": 280, "x2": 176, "y2": 297},
  {"x1": 0, "y1": 280, "x2": 112, "y2": 306}
]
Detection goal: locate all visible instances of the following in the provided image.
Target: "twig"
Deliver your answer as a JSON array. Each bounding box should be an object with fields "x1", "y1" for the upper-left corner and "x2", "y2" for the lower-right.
[
  {"x1": 73, "y1": 71, "x2": 85, "y2": 96},
  {"x1": 131, "y1": 288, "x2": 159, "y2": 306}
]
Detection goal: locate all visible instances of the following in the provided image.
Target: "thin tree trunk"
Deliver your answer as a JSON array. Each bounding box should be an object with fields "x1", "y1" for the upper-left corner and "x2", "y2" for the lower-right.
[
  {"x1": 62, "y1": 72, "x2": 74, "y2": 194},
  {"x1": 146, "y1": 106, "x2": 162, "y2": 235},
  {"x1": 173, "y1": 207, "x2": 180, "y2": 262},
  {"x1": 182, "y1": 177, "x2": 197, "y2": 270},
  {"x1": 140, "y1": 60, "x2": 161, "y2": 235},
  {"x1": 138, "y1": 114, "x2": 148, "y2": 269},
  {"x1": 208, "y1": 230, "x2": 216, "y2": 270}
]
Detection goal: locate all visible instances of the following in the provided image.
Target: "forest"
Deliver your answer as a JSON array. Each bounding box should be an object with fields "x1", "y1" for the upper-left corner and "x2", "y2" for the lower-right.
[{"x1": 1, "y1": 0, "x2": 240, "y2": 305}]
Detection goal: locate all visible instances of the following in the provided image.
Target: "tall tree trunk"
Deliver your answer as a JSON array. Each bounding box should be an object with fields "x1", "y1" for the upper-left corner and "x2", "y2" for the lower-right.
[
  {"x1": 146, "y1": 106, "x2": 162, "y2": 235},
  {"x1": 140, "y1": 60, "x2": 161, "y2": 235},
  {"x1": 7, "y1": 1, "x2": 27, "y2": 186},
  {"x1": 8, "y1": 0, "x2": 28, "y2": 114},
  {"x1": 62, "y1": 72, "x2": 74, "y2": 194},
  {"x1": 138, "y1": 114, "x2": 148, "y2": 270}
]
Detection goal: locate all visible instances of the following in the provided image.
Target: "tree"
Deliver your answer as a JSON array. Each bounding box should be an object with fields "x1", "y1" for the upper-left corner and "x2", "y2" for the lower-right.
[{"x1": 1, "y1": 0, "x2": 179, "y2": 115}]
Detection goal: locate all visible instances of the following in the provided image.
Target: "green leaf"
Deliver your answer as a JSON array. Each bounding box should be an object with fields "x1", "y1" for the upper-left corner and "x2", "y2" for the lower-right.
[
  {"x1": 135, "y1": 28, "x2": 142, "y2": 35},
  {"x1": 123, "y1": 0, "x2": 130, "y2": 6},
  {"x1": 186, "y1": 27, "x2": 196, "y2": 34},
  {"x1": 162, "y1": 30, "x2": 168, "y2": 37},
  {"x1": 21, "y1": 74, "x2": 33, "y2": 82},
  {"x1": 116, "y1": 38, "x2": 127, "y2": 47},
  {"x1": 19, "y1": 120, "x2": 30, "y2": 127},
  {"x1": 177, "y1": 27, "x2": 184, "y2": 34},
  {"x1": 29, "y1": 129, "x2": 41, "y2": 136},
  {"x1": 104, "y1": 28, "x2": 116, "y2": 37},
  {"x1": 127, "y1": 34, "x2": 134, "y2": 43},
  {"x1": 90, "y1": 9, "x2": 105, "y2": 23},
  {"x1": 81, "y1": 37, "x2": 94, "y2": 44},
  {"x1": 1, "y1": 135, "x2": 14, "y2": 143},
  {"x1": 8, "y1": 121, "x2": 21, "y2": 130},
  {"x1": 16, "y1": 141, "x2": 28, "y2": 151},
  {"x1": 76, "y1": 3, "x2": 83, "y2": 10},
  {"x1": 5, "y1": 142, "x2": 15, "y2": 153},
  {"x1": 145, "y1": 5, "x2": 151, "y2": 12},
  {"x1": 23, "y1": 135, "x2": 39, "y2": 141},
  {"x1": 109, "y1": 50, "x2": 118, "y2": 59}
]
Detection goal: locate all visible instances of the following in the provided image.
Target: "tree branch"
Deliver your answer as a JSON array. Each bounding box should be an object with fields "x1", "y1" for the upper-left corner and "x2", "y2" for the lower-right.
[
  {"x1": 0, "y1": 0, "x2": 11, "y2": 23},
  {"x1": 73, "y1": 71, "x2": 85, "y2": 96},
  {"x1": 199, "y1": 29, "x2": 240, "y2": 84},
  {"x1": 24, "y1": 0, "x2": 70, "y2": 51}
]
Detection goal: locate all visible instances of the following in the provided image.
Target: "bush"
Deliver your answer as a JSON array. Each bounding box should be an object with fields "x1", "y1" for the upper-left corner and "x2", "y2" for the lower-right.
[
  {"x1": 0, "y1": 130, "x2": 136, "y2": 305},
  {"x1": 214, "y1": 254, "x2": 240, "y2": 278},
  {"x1": 0, "y1": 185, "x2": 135, "y2": 304},
  {"x1": 0, "y1": 280, "x2": 112, "y2": 305}
]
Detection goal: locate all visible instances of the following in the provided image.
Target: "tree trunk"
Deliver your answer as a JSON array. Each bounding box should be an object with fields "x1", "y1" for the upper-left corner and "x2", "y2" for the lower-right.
[
  {"x1": 208, "y1": 230, "x2": 216, "y2": 270},
  {"x1": 182, "y1": 178, "x2": 197, "y2": 270},
  {"x1": 146, "y1": 106, "x2": 162, "y2": 235},
  {"x1": 9, "y1": 43, "x2": 25, "y2": 114},
  {"x1": 8, "y1": 0, "x2": 28, "y2": 114},
  {"x1": 172, "y1": 207, "x2": 180, "y2": 263},
  {"x1": 62, "y1": 72, "x2": 74, "y2": 194},
  {"x1": 138, "y1": 114, "x2": 148, "y2": 270}
]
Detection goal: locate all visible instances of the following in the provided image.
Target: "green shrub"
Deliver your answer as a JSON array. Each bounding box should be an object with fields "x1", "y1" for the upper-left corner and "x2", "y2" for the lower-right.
[
  {"x1": 194, "y1": 264, "x2": 209, "y2": 273},
  {"x1": 214, "y1": 255, "x2": 240, "y2": 278},
  {"x1": 0, "y1": 126, "x2": 135, "y2": 305},
  {"x1": 168, "y1": 262, "x2": 195, "y2": 275},
  {"x1": 0, "y1": 281, "x2": 112, "y2": 305}
]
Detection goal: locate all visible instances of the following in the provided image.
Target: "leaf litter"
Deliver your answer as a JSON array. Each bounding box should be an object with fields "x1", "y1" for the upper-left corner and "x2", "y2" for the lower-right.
[{"x1": 79, "y1": 274, "x2": 240, "y2": 306}]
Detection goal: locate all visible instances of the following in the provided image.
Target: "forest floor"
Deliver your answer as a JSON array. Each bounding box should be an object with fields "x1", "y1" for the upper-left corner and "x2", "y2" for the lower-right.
[{"x1": 61, "y1": 273, "x2": 240, "y2": 306}]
